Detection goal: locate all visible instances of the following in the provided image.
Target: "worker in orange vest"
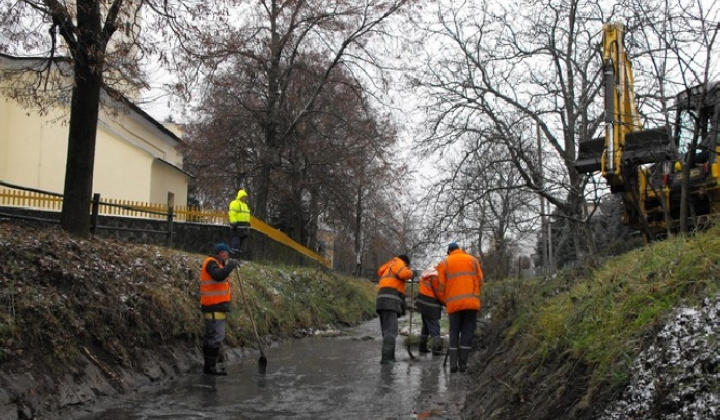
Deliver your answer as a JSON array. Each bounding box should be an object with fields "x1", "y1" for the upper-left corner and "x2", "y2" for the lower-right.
[
  {"x1": 375, "y1": 254, "x2": 414, "y2": 364},
  {"x1": 200, "y1": 243, "x2": 239, "y2": 375},
  {"x1": 416, "y1": 268, "x2": 444, "y2": 355},
  {"x1": 435, "y1": 242, "x2": 484, "y2": 373}
]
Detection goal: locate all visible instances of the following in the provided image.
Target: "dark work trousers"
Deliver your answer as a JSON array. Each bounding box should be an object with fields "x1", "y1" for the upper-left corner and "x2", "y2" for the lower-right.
[
  {"x1": 448, "y1": 310, "x2": 477, "y2": 352},
  {"x1": 203, "y1": 318, "x2": 227, "y2": 349},
  {"x1": 230, "y1": 224, "x2": 250, "y2": 252},
  {"x1": 421, "y1": 315, "x2": 441, "y2": 338},
  {"x1": 378, "y1": 309, "x2": 399, "y2": 342}
]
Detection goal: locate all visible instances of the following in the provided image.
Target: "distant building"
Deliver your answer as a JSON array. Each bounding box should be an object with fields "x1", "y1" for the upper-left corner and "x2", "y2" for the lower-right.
[{"x1": 0, "y1": 53, "x2": 190, "y2": 206}]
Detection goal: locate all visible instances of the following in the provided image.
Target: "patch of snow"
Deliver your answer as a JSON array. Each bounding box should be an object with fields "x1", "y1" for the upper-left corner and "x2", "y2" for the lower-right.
[{"x1": 600, "y1": 294, "x2": 720, "y2": 420}]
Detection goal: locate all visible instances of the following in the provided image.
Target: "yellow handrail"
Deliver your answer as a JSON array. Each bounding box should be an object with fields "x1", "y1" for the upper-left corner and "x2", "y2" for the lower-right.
[
  {"x1": 0, "y1": 184, "x2": 331, "y2": 268},
  {"x1": 250, "y1": 217, "x2": 331, "y2": 268}
]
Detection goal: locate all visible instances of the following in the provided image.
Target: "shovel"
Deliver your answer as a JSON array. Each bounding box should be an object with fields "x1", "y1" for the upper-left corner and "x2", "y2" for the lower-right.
[
  {"x1": 234, "y1": 268, "x2": 268, "y2": 375},
  {"x1": 406, "y1": 277, "x2": 415, "y2": 360}
]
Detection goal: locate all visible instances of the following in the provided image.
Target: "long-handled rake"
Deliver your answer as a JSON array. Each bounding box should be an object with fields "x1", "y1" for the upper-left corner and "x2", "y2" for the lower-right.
[
  {"x1": 234, "y1": 268, "x2": 267, "y2": 375},
  {"x1": 406, "y1": 278, "x2": 415, "y2": 360}
]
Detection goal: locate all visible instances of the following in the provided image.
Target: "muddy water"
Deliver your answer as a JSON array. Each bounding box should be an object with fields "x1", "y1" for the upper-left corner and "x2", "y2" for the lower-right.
[{"x1": 70, "y1": 319, "x2": 468, "y2": 419}]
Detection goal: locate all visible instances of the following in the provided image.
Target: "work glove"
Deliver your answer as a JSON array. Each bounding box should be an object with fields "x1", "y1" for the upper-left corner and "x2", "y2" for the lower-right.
[{"x1": 226, "y1": 259, "x2": 240, "y2": 270}]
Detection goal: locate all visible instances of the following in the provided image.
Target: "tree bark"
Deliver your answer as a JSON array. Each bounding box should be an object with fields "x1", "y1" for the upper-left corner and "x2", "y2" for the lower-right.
[
  {"x1": 59, "y1": 0, "x2": 105, "y2": 238},
  {"x1": 60, "y1": 74, "x2": 102, "y2": 237}
]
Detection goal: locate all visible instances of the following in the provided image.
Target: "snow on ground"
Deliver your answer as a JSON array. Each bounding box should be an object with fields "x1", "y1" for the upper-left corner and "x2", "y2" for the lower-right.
[{"x1": 600, "y1": 293, "x2": 720, "y2": 420}]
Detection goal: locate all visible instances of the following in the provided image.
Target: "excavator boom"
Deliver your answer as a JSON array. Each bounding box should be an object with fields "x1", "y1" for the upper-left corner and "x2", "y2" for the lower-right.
[{"x1": 575, "y1": 22, "x2": 720, "y2": 240}]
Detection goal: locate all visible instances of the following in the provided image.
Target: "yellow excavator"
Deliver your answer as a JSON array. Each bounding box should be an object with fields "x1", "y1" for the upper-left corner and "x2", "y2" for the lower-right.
[{"x1": 575, "y1": 22, "x2": 720, "y2": 240}]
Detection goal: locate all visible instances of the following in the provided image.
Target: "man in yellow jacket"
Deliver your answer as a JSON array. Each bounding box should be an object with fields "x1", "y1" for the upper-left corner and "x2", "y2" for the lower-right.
[
  {"x1": 375, "y1": 254, "x2": 414, "y2": 364},
  {"x1": 436, "y1": 242, "x2": 483, "y2": 373},
  {"x1": 228, "y1": 189, "x2": 251, "y2": 256}
]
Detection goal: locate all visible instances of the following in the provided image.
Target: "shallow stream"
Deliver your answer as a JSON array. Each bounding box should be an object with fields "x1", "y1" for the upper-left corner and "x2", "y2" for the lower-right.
[{"x1": 66, "y1": 319, "x2": 468, "y2": 419}]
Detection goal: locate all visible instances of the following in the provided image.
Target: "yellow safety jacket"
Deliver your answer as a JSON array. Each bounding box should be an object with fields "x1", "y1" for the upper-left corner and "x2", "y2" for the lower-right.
[{"x1": 228, "y1": 189, "x2": 251, "y2": 224}]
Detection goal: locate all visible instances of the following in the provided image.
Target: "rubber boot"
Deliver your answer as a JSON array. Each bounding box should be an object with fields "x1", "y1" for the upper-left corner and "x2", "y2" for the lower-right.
[
  {"x1": 458, "y1": 348, "x2": 469, "y2": 373},
  {"x1": 203, "y1": 346, "x2": 227, "y2": 376},
  {"x1": 431, "y1": 336, "x2": 444, "y2": 356},
  {"x1": 202, "y1": 346, "x2": 215, "y2": 374},
  {"x1": 380, "y1": 337, "x2": 396, "y2": 364},
  {"x1": 217, "y1": 348, "x2": 228, "y2": 374},
  {"x1": 449, "y1": 349, "x2": 458, "y2": 373},
  {"x1": 418, "y1": 335, "x2": 429, "y2": 353}
]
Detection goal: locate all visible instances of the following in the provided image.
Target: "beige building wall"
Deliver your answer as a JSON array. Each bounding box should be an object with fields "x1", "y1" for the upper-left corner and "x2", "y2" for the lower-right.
[
  {"x1": 0, "y1": 98, "x2": 69, "y2": 194},
  {"x1": 93, "y1": 104, "x2": 188, "y2": 205},
  {"x1": 0, "y1": 56, "x2": 189, "y2": 207},
  {"x1": 150, "y1": 159, "x2": 188, "y2": 205}
]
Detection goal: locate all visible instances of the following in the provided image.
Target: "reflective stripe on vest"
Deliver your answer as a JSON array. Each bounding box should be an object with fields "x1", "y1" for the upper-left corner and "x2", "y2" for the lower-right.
[
  {"x1": 416, "y1": 298, "x2": 443, "y2": 309},
  {"x1": 376, "y1": 292, "x2": 405, "y2": 303},
  {"x1": 445, "y1": 293, "x2": 480, "y2": 304}
]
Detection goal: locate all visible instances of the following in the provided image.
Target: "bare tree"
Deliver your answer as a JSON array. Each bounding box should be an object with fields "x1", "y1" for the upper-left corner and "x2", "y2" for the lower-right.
[
  {"x1": 168, "y1": 0, "x2": 414, "y2": 222},
  {"x1": 0, "y1": 0, "x2": 191, "y2": 237},
  {"x1": 409, "y1": 0, "x2": 609, "y2": 265},
  {"x1": 426, "y1": 128, "x2": 537, "y2": 279},
  {"x1": 181, "y1": 48, "x2": 414, "y2": 272}
]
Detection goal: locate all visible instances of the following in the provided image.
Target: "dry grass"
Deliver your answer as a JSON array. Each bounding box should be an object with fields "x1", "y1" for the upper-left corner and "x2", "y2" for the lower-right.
[{"x1": 0, "y1": 222, "x2": 376, "y2": 372}]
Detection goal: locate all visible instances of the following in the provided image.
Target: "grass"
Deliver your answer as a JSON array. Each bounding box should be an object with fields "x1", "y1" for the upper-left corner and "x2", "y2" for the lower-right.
[
  {"x1": 0, "y1": 223, "x2": 377, "y2": 374},
  {"x1": 481, "y1": 225, "x2": 720, "y2": 403},
  {"x1": 225, "y1": 264, "x2": 377, "y2": 345}
]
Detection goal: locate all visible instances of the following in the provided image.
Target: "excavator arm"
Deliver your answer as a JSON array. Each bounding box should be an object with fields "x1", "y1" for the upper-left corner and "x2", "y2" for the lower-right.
[
  {"x1": 575, "y1": 23, "x2": 670, "y2": 182},
  {"x1": 576, "y1": 22, "x2": 720, "y2": 240},
  {"x1": 599, "y1": 22, "x2": 644, "y2": 187},
  {"x1": 575, "y1": 22, "x2": 673, "y2": 236}
]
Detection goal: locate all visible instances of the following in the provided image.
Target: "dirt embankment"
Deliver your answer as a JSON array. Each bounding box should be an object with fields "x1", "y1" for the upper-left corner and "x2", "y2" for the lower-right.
[
  {"x1": 462, "y1": 233, "x2": 720, "y2": 420},
  {"x1": 0, "y1": 222, "x2": 376, "y2": 420}
]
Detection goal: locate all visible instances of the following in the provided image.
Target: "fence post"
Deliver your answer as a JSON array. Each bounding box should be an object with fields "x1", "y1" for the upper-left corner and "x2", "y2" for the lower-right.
[
  {"x1": 90, "y1": 193, "x2": 101, "y2": 235},
  {"x1": 166, "y1": 192, "x2": 174, "y2": 247}
]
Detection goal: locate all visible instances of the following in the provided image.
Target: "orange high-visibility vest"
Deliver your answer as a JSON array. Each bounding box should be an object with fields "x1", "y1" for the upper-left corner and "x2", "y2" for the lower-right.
[
  {"x1": 419, "y1": 268, "x2": 440, "y2": 299},
  {"x1": 200, "y1": 256, "x2": 231, "y2": 307},
  {"x1": 436, "y1": 250, "x2": 483, "y2": 313},
  {"x1": 377, "y1": 257, "x2": 413, "y2": 295}
]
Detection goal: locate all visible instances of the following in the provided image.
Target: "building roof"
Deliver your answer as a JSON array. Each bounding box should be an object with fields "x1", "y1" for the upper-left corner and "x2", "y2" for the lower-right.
[{"x1": 0, "y1": 52, "x2": 182, "y2": 145}]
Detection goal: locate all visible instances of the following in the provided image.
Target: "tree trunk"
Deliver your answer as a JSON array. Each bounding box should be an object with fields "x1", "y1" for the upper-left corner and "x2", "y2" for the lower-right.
[
  {"x1": 60, "y1": 71, "x2": 102, "y2": 237},
  {"x1": 306, "y1": 188, "x2": 319, "y2": 252},
  {"x1": 291, "y1": 187, "x2": 303, "y2": 243},
  {"x1": 60, "y1": 0, "x2": 104, "y2": 238},
  {"x1": 254, "y1": 159, "x2": 271, "y2": 220},
  {"x1": 354, "y1": 185, "x2": 363, "y2": 276}
]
